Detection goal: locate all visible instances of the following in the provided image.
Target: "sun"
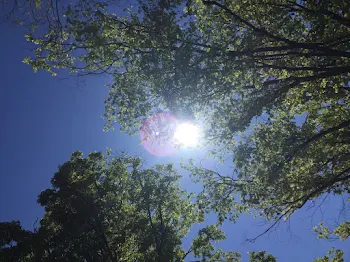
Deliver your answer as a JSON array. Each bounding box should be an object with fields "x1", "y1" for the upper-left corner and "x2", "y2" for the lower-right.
[{"x1": 173, "y1": 122, "x2": 200, "y2": 147}]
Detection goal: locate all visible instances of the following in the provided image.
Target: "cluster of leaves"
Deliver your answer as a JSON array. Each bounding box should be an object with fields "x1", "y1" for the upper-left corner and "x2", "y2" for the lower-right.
[
  {"x1": 313, "y1": 248, "x2": 344, "y2": 262},
  {"x1": 314, "y1": 221, "x2": 350, "y2": 241},
  {"x1": 310, "y1": 222, "x2": 350, "y2": 261},
  {"x1": 0, "y1": 151, "x2": 278, "y2": 261},
  {"x1": 0, "y1": 221, "x2": 35, "y2": 261}
]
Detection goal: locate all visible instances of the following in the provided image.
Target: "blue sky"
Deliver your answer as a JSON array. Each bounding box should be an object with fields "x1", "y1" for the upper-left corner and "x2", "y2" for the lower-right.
[{"x1": 0, "y1": 22, "x2": 349, "y2": 261}]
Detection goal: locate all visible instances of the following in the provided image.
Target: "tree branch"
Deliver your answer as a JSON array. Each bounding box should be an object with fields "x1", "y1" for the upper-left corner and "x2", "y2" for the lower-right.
[
  {"x1": 202, "y1": 0, "x2": 295, "y2": 44},
  {"x1": 286, "y1": 119, "x2": 350, "y2": 163}
]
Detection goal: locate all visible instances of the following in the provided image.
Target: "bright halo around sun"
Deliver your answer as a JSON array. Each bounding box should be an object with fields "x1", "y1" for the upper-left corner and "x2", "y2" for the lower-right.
[{"x1": 174, "y1": 122, "x2": 200, "y2": 147}]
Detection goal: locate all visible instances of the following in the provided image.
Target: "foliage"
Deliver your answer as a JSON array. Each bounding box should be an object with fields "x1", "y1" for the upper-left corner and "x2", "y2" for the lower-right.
[
  {"x1": 190, "y1": 225, "x2": 241, "y2": 261},
  {"x1": 313, "y1": 248, "x2": 344, "y2": 262},
  {"x1": 313, "y1": 221, "x2": 350, "y2": 241},
  {"x1": 1, "y1": 151, "x2": 247, "y2": 261},
  {"x1": 0, "y1": 151, "x2": 336, "y2": 261},
  {"x1": 0, "y1": 221, "x2": 35, "y2": 261},
  {"x1": 249, "y1": 251, "x2": 277, "y2": 262}
]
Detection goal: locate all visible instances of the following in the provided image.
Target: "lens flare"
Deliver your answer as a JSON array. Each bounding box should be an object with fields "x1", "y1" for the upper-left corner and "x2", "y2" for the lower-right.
[{"x1": 140, "y1": 113, "x2": 178, "y2": 156}]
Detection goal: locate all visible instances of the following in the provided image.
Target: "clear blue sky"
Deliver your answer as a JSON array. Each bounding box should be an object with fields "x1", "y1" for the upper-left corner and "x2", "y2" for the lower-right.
[{"x1": 0, "y1": 23, "x2": 349, "y2": 261}]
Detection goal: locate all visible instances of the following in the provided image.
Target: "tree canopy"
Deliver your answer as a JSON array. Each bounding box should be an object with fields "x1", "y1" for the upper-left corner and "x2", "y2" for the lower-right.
[
  {"x1": 1, "y1": 151, "x2": 250, "y2": 261},
  {"x1": 2, "y1": 0, "x2": 350, "y2": 260}
]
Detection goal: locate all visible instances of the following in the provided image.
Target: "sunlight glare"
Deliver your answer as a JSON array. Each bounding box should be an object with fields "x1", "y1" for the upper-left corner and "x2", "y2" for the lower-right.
[{"x1": 174, "y1": 122, "x2": 200, "y2": 147}]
